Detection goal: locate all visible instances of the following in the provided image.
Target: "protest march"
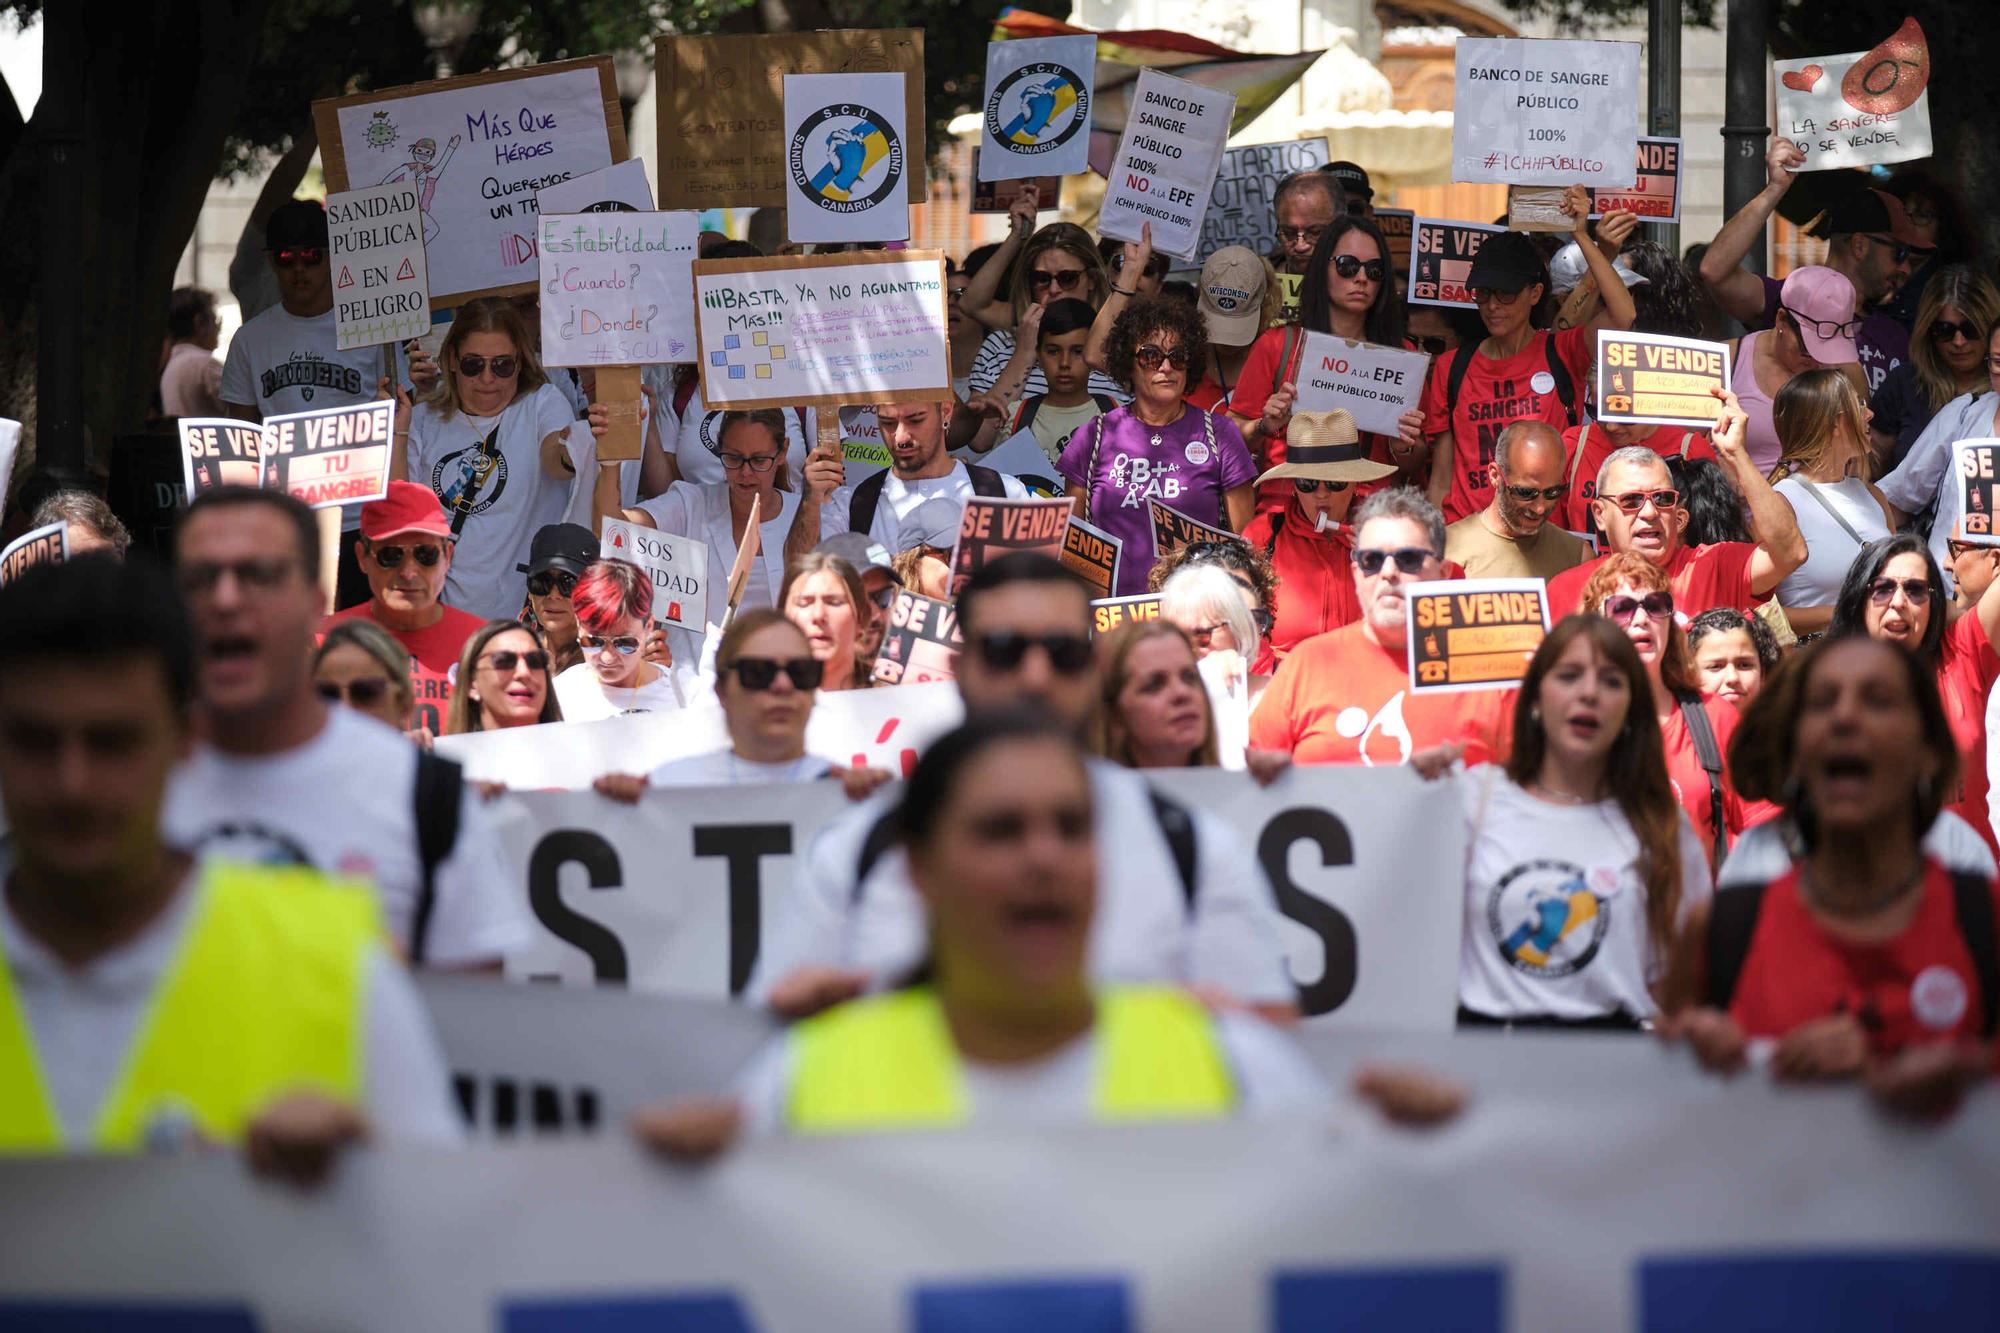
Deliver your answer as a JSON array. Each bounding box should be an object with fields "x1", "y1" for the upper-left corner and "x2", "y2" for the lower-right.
[{"x1": 5, "y1": 7, "x2": 2000, "y2": 1327}]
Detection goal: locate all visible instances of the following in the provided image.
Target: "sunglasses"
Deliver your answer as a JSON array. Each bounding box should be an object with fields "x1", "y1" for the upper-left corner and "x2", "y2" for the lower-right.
[
  {"x1": 1504, "y1": 482, "x2": 1569, "y2": 503},
  {"x1": 1472, "y1": 287, "x2": 1527, "y2": 305},
  {"x1": 369, "y1": 542, "x2": 446, "y2": 569},
  {"x1": 1113, "y1": 253, "x2": 1169, "y2": 278},
  {"x1": 972, "y1": 630, "x2": 1093, "y2": 676},
  {"x1": 1276, "y1": 225, "x2": 1327, "y2": 246},
  {"x1": 269, "y1": 247, "x2": 324, "y2": 269},
  {"x1": 1134, "y1": 344, "x2": 1191, "y2": 371},
  {"x1": 176, "y1": 556, "x2": 297, "y2": 596},
  {"x1": 579, "y1": 633, "x2": 642, "y2": 656},
  {"x1": 1028, "y1": 269, "x2": 1085, "y2": 292},
  {"x1": 316, "y1": 678, "x2": 393, "y2": 706},
  {"x1": 480, "y1": 649, "x2": 549, "y2": 673},
  {"x1": 1929, "y1": 319, "x2": 1982, "y2": 344},
  {"x1": 526, "y1": 570, "x2": 578, "y2": 598},
  {"x1": 1780, "y1": 304, "x2": 1862, "y2": 341},
  {"x1": 1331, "y1": 255, "x2": 1386, "y2": 282},
  {"x1": 1185, "y1": 622, "x2": 1229, "y2": 649},
  {"x1": 867, "y1": 585, "x2": 899, "y2": 612},
  {"x1": 1251, "y1": 607, "x2": 1274, "y2": 637},
  {"x1": 1604, "y1": 488, "x2": 1681, "y2": 514},
  {"x1": 1601, "y1": 590, "x2": 1674, "y2": 625},
  {"x1": 1861, "y1": 234, "x2": 1929, "y2": 266},
  {"x1": 1868, "y1": 576, "x2": 1933, "y2": 606},
  {"x1": 456, "y1": 354, "x2": 519, "y2": 380},
  {"x1": 725, "y1": 656, "x2": 825, "y2": 691},
  {"x1": 1413, "y1": 335, "x2": 1452, "y2": 356},
  {"x1": 1292, "y1": 478, "x2": 1351, "y2": 494},
  {"x1": 1353, "y1": 546, "x2": 1434, "y2": 576},
  {"x1": 721, "y1": 451, "x2": 779, "y2": 473}
]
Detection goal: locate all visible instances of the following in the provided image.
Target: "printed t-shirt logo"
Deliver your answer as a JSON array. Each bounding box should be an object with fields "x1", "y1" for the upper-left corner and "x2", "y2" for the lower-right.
[
  {"x1": 698, "y1": 412, "x2": 725, "y2": 458},
  {"x1": 260, "y1": 353, "x2": 365, "y2": 406},
  {"x1": 1487, "y1": 858, "x2": 1612, "y2": 978},
  {"x1": 187, "y1": 820, "x2": 314, "y2": 869},
  {"x1": 1108, "y1": 452, "x2": 1184, "y2": 507},
  {"x1": 985, "y1": 63, "x2": 1089, "y2": 154},
  {"x1": 790, "y1": 104, "x2": 904, "y2": 213},
  {"x1": 433, "y1": 441, "x2": 508, "y2": 517}
]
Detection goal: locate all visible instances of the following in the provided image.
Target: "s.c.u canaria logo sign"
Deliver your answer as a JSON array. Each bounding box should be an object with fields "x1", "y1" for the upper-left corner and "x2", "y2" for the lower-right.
[
  {"x1": 985, "y1": 62, "x2": 1089, "y2": 155},
  {"x1": 788, "y1": 103, "x2": 904, "y2": 214}
]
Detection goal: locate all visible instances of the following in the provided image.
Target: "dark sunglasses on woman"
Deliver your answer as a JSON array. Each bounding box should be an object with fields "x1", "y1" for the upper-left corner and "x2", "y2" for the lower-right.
[
  {"x1": 1601, "y1": 590, "x2": 1674, "y2": 625},
  {"x1": 1292, "y1": 478, "x2": 1351, "y2": 494},
  {"x1": 1929, "y1": 320, "x2": 1981, "y2": 344},
  {"x1": 1868, "y1": 576, "x2": 1932, "y2": 606},
  {"x1": 480, "y1": 649, "x2": 549, "y2": 673},
  {"x1": 972, "y1": 630, "x2": 1093, "y2": 675},
  {"x1": 1028, "y1": 269, "x2": 1085, "y2": 293},
  {"x1": 457, "y1": 354, "x2": 518, "y2": 380},
  {"x1": 526, "y1": 570, "x2": 579, "y2": 598},
  {"x1": 1134, "y1": 344, "x2": 1191, "y2": 371},
  {"x1": 369, "y1": 542, "x2": 446, "y2": 569},
  {"x1": 1331, "y1": 255, "x2": 1386, "y2": 282},
  {"x1": 1413, "y1": 335, "x2": 1452, "y2": 356},
  {"x1": 316, "y1": 678, "x2": 393, "y2": 706},
  {"x1": 726, "y1": 656, "x2": 825, "y2": 691}
]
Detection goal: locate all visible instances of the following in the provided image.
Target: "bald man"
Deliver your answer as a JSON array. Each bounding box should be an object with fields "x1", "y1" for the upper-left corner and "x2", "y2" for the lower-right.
[{"x1": 1444, "y1": 421, "x2": 1592, "y2": 580}]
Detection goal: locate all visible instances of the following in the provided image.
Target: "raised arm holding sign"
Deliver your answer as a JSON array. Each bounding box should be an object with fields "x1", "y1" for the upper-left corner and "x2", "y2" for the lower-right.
[{"x1": 1097, "y1": 68, "x2": 1236, "y2": 264}]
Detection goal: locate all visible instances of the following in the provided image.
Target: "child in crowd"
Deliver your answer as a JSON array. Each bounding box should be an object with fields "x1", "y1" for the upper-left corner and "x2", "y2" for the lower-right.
[{"x1": 1014, "y1": 298, "x2": 1117, "y2": 466}]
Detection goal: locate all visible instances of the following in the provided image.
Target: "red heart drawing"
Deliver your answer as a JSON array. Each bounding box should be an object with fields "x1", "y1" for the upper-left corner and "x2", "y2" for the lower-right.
[{"x1": 1781, "y1": 64, "x2": 1824, "y2": 93}]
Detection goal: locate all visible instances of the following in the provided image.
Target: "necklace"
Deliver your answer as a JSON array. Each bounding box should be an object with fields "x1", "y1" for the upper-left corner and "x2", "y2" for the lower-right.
[
  {"x1": 1530, "y1": 779, "x2": 1596, "y2": 805},
  {"x1": 1799, "y1": 859, "x2": 1924, "y2": 919}
]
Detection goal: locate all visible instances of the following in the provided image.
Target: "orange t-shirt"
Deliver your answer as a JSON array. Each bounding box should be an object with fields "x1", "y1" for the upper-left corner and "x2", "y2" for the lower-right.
[{"x1": 1248, "y1": 620, "x2": 1513, "y2": 766}]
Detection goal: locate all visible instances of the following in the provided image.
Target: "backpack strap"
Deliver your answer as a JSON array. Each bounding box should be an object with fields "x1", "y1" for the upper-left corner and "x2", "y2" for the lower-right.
[
  {"x1": 1543, "y1": 334, "x2": 1579, "y2": 427},
  {"x1": 1444, "y1": 344, "x2": 1476, "y2": 423},
  {"x1": 1146, "y1": 789, "x2": 1199, "y2": 916},
  {"x1": 1676, "y1": 689, "x2": 1729, "y2": 867},
  {"x1": 1090, "y1": 393, "x2": 1119, "y2": 414},
  {"x1": 967, "y1": 464, "x2": 1008, "y2": 499},
  {"x1": 1017, "y1": 395, "x2": 1044, "y2": 430},
  {"x1": 1676, "y1": 431, "x2": 1698, "y2": 460},
  {"x1": 1080, "y1": 412, "x2": 1109, "y2": 524},
  {"x1": 1949, "y1": 871, "x2": 2000, "y2": 1040},
  {"x1": 850, "y1": 809, "x2": 901, "y2": 905},
  {"x1": 409, "y1": 748, "x2": 466, "y2": 967},
  {"x1": 1567, "y1": 421, "x2": 1592, "y2": 489},
  {"x1": 1703, "y1": 881, "x2": 1768, "y2": 1010},
  {"x1": 847, "y1": 468, "x2": 891, "y2": 538}
]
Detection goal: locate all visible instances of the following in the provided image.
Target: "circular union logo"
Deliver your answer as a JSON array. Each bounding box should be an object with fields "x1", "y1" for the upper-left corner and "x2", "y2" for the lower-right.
[
  {"x1": 984, "y1": 63, "x2": 1089, "y2": 155},
  {"x1": 789, "y1": 104, "x2": 905, "y2": 214},
  {"x1": 1485, "y1": 858, "x2": 1611, "y2": 979}
]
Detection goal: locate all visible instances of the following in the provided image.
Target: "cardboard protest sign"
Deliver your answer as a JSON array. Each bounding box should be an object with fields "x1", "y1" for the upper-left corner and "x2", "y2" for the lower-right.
[
  {"x1": 948, "y1": 494, "x2": 1074, "y2": 597},
  {"x1": 692, "y1": 250, "x2": 950, "y2": 411},
  {"x1": 1198, "y1": 137, "x2": 1330, "y2": 264},
  {"x1": 782, "y1": 72, "x2": 912, "y2": 244},
  {"x1": 968, "y1": 152, "x2": 1060, "y2": 214},
  {"x1": 262, "y1": 401, "x2": 397, "y2": 510},
  {"x1": 0, "y1": 521, "x2": 66, "y2": 586},
  {"x1": 1452, "y1": 38, "x2": 1641, "y2": 187},
  {"x1": 978, "y1": 34, "x2": 1096, "y2": 180},
  {"x1": 1409, "y1": 217, "x2": 1505, "y2": 308},
  {"x1": 1097, "y1": 68, "x2": 1236, "y2": 263},
  {"x1": 1407, "y1": 578, "x2": 1548, "y2": 693},
  {"x1": 177, "y1": 418, "x2": 269, "y2": 501},
  {"x1": 1091, "y1": 593, "x2": 1162, "y2": 635},
  {"x1": 656, "y1": 29, "x2": 926, "y2": 210},
  {"x1": 1506, "y1": 185, "x2": 1574, "y2": 234},
  {"x1": 601, "y1": 517, "x2": 709, "y2": 632},
  {"x1": 1275, "y1": 272, "x2": 1304, "y2": 325},
  {"x1": 1293, "y1": 332, "x2": 1431, "y2": 437},
  {"x1": 1149, "y1": 497, "x2": 1241, "y2": 558},
  {"x1": 1953, "y1": 439, "x2": 2000, "y2": 544},
  {"x1": 315, "y1": 58, "x2": 626, "y2": 306},
  {"x1": 1775, "y1": 18, "x2": 1932, "y2": 172},
  {"x1": 537, "y1": 212, "x2": 698, "y2": 368},
  {"x1": 1595, "y1": 332, "x2": 1731, "y2": 429},
  {"x1": 1375, "y1": 209, "x2": 1415, "y2": 283},
  {"x1": 326, "y1": 182, "x2": 431, "y2": 351},
  {"x1": 1592, "y1": 137, "x2": 1681, "y2": 223},
  {"x1": 1060, "y1": 514, "x2": 1121, "y2": 599},
  {"x1": 536, "y1": 159, "x2": 655, "y2": 214},
  {"x1": 837, "y1": 405, "x2": 890, "y2": 481},
  {"x1": 721, "y1": 493, "x2": 762, "y2": 627},
  {"x1": 872, "y1": 591, "x2": 961, "y2": 685}
]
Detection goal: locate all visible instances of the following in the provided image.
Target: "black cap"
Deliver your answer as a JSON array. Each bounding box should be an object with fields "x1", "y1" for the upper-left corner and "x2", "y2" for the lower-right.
[
  {"x1": 528, "y1": 523, "x2": 597, "y2": 579},
  {"x1": 265, "y1": 198, "x2": 329, "y2": 250},
  {"x1": 1321, "y1": 160, "x2": 1373, "y2": 199},
  {"x1": 1465, "y1": 231, "x2": 1547, "y2": 294}
]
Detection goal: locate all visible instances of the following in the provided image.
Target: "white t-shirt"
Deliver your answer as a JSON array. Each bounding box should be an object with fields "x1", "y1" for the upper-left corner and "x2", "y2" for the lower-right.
[
  {"x1": 823, "y1": 461, "x2": 1030, "y2": 549},
  {"x1": 553, "y1": 661, "x2": 688, "y2": 720},
  {"x1": 0, "y1": 862, "x2": 461, "y2": 1146},
  {"x1": 635, "y1": 480, "x2": 799, "y2": 627},
  {"x1": 749, "y1": 757, "x2": 1295, "y2": 1005},
  {"x1": 672, "y1": 382, "x2": 812, "y2": 487},
  {"x1": 407, "y1": 382, "x2": 574, "y2": 620},
  {"x1": 734, "y1": 1005, "x2": 1326, "y2": 1134},
  {"x1": 1718, "y1": 808, "x2": 1996, "y2": 888},
  {"x1": 648, "y1": 749, "x2": 834, "y2": 787},
  {"x1": 968, "y1": 328, "x2": 1130, "y2": 404},
  {"x1": 1772, "y1": 476, "x2": 1889, "y2": 608},
  {"x1": 1456, "y1": 766, "x2": 1711, "y2": 1022},
  {"x1": 160, "y1": 707, "x2": 530, "y2": 968}
]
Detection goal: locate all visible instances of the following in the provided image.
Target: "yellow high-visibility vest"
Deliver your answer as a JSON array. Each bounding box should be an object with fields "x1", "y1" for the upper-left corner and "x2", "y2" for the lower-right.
[
  {"x1": 786, "y1": 985, "x2": 1235, "y2": 1133},
  {"x1": 0, "y1": 862, "x2": 377, "y2": 1152}
]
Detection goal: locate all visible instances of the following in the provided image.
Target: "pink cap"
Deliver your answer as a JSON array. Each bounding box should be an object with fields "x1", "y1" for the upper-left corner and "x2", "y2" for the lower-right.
[{"x1": 1778, "y1": 266, "x2": 1859, "y2": 366}]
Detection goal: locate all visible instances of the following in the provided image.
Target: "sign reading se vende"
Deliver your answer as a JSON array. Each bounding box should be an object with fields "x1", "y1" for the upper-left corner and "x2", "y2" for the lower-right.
[
  {"x1": 1594, "y1": 331, "x2": 1731, "y2": 430},
  {"x1": 1407, "y1": 578, "x2": 1548, "y2": 693}
]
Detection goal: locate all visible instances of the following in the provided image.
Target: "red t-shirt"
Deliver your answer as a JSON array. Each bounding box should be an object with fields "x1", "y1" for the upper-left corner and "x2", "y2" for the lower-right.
[
  {"x1": 1247, "y1": 619, "x2": 1512, "y2": 765},
  {"x1": 1185, "y1": 375, "x2": 1228, "y2": 413},
  {"x1": 1560, "y1": 420, "x2": 1718, "y2": 537},
  {"x1": 1936, "y1": 612, "x2": 2000, "y2": 855},
  {"x1": 1661, "y1": 693, "x2": 1751, "y2": 865},
  {"x1": 1420, "y1": 326, "x2": 1591, "y2": 524},
  {"x1": 1546, "y1": 541, "x2": 1758, "y2": 622},
  {"x1": 1225, "y1": 326, "x2": 1407, "y2": 515},
  {"x1": 1731, "y1": 860, "x2": 2000, "y2": 1056},
  {"x1": 1241, "y1": 504, "x2": 1362, "y2": 667},
  {"x1": 325, "y1": 601, "x2": 485, "y2": 736}
]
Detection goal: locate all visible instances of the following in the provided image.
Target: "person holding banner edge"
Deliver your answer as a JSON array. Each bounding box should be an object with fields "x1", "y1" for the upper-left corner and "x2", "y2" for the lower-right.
[
  {"x1": 444, "y1": 620, "x2": 562, "y2": 735},
  {"x1": 1092, "y1": 621, "x2": 1220, "y2": 771},
  {"x1": 551, "y1": 560, "x2": 690, "y2": 720}
]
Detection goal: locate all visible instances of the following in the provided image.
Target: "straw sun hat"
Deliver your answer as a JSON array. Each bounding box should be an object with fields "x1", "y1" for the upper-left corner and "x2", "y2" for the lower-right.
[{"x1": 1254, "y1": 409, "x2": 1399, "y2": 487}]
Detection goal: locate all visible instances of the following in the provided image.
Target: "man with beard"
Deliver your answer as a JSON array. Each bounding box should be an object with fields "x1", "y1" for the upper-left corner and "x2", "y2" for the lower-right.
[
  {"x1": 800, "y1": 399, "x2": 1027, "y2": 550},
  {"x1": 1445, "y1": 422, "x2": 1591, "y2": 579}
]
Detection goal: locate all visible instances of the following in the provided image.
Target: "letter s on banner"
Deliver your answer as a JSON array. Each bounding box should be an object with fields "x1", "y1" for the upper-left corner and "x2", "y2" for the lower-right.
[
  {"x1": 1258, "y1": 808, "x2": 1358, "y2": 1016},
  {"x1": 527, "y1": 829, "x2": 627, "y2": 983}
]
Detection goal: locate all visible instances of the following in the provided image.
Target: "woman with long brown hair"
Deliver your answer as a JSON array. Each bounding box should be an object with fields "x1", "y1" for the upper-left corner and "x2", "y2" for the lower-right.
[
  {"x1": 1869, "y1": 263, "x2": 2000, "y2": 468},
  {"x1": 1455, "y1": 616, "x2": 1708, "y2": 1030},
  {"x1": 780, "y1": 552, "x2": 872, "y2": 692},
  {"x1": 956, "y1": 206, "x2": 1126, "y2": 407},
  {"x1": 1092, "y1": 621, "x2": 1220, "y2": 770},
  {"x1": 1766, "y1": 368, "x2": 1894, "y2": 634},
  {"x1": 443, "y1": 619, "x2": 563, "y2": 735}
]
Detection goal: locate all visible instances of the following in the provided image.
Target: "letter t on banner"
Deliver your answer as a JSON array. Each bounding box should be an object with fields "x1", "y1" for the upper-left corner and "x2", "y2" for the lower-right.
[
  {"x1": 1097, "y1": 67, "x2": 1236, "y2": 264},
  {"x1": 782, "y1": 73, "x2": 912, "y2": 244},
  {"x1": 978, "y1": 35, "x2": 1098, "y2": 181}
]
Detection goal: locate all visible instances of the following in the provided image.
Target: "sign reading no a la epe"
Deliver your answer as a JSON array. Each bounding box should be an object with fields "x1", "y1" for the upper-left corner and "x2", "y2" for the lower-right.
[
  {"x1": 1097, "y1": 67, "x2": 1236, "y2": 264},
  {"x1": 1452, "y1": 38, "x2": 1640, "y2": 187},
  {"x1": 781, "y1": 72, "x2": 911, "y2": 244},
  {"x1": 1408, "y1": 578, "x2": 1549, "y2": 693},
  {"x1": 1293, "y1": 332, "x2": 1431, "y2": 437},
  {"x1": 978, "y1": 34, "x2": 1096, "y2": 181}
]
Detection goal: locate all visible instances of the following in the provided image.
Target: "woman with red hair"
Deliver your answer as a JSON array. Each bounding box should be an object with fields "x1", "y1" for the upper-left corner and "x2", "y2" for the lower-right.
[{"x1": 550, "y1": 559, "x2": 690, "y2": 720}]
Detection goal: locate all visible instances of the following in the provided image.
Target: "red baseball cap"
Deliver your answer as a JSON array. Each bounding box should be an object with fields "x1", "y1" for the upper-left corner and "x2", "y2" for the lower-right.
[{"x1": 359, "y1": 481, "x2": 452, "y2": 540}]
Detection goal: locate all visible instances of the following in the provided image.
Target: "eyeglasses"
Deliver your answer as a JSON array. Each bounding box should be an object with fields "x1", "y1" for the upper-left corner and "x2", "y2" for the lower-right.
[
  {"x1": 1028, "y1": 269, "x2": 1085, "y2": 292},
  {"x1": 1353, "y1": 546, "x2": 1434, "y2": 576},
  {"x1": 1413, "y1": 335, "x2": 1452, "y2": 356},
  {"x1": 725, "y1": 656, "x2": 825, "y2": 691},
  {"x1": 1113, "y1": 253, "x2": 1169, "y2": 278},
  {"x1": 269, "y1": 247, "x2": 324, "y2": 269},
  {"x1": 1868, "y1": 576, "x2": 1933, "y2": 606},
  {"x1": 1331, "y1": 255, "x2": 1386, "y2": 282},
  {"x1": 479, "y1": 649, "x2": 549, "y2": 673},
  {"x1": 369, "y1": 542, "x2": 446, "y2": 569},
  {"x1": 579, "y1": 633, "x2": 642, "y2": 656},
  {"x1": 176, "y1": 556, "x2": 298, "y2": 596},
  {"x1": 972, "y1": 630, "x2": 1093, "y2": 675},
  {"x1": 1929, "y1": 320, "x2": 1982, "y2": 345},
  {"x1": 1277, "y1": 225, "x2": 1327, "y2": 246},
  {"x1": 1861, "y1": 234, "x2": 1929, "y2": 265},
  {"x1": 720, "y1": 451, "x2": 779, "y2": 473},
  {"x1": 1134, "y1": 344, "x2": 1191, "y2": 371},
  {"x1": 1601, "y1": 590, "x2": 1674, "y2": 625},
  {"x1": 316, "y1": 678, "x2": 393, "y2": 706},
  {"x1": 526, "y1": 570, "x2": 578, "y2": 598},
  {"x1": 1185, "y1": 622, "x2": 1229, "y2": 649},
  {"x1": 1985, "y1": 356, "x2": 2000, "y2": 372},
  {"x1": 1291, "y1": 478, "x2": 1350, "y2": 494},
  {"x1": 1604, "y1": 488, "x2": 1681, "y2": 513},
  {"x1": 1946, "y1": 538, "x2": 1985, "y2": 561},
  {"x1": 867, "y1": 584, "x2": 898, "y2": 612},
  {"x1": 1780, "y1": 304, "x2": 1862, "y2": 341},
  {"x1": 456, "y1": 354, "x2": 518, "y2": 380},
  {"x1": 1472, "y1": 287, "x2": 1526, "y2": 305},
  {"x1": 1504, "y1": 482, "x2": 1569, "y2": 503}
]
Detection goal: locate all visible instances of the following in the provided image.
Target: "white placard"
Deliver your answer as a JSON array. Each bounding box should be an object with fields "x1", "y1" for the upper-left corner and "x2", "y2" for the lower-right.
[
  {"x1": 536, "y1": 158, "x2": 656, "y2": 214},
  {"x1": 325, "y1": 181, "x2": 430, "y2": 351},
  {"x1": 781, "y1": 72, "x2": 912, "y2": 243},
  {"x1": 537, "y1": 211, "x2": 698, "y2": 367},
  {"x1": 1451, "y1": 37, "x2": 1641, "y2": 186},
  {"x1": 1097, "y1": 67, "x2": 1236, "y2": 263},
  {"x1": 977, "y1": 427, "x2": 1066, "y2": 491},
  {"x1": 1292, "y1": 332, "x2": 1431, "y2": 436},
  {"x1": 1775, "y1": 19, "x2": 1933, "y2": 172},
  {"x1": 1199, "y1": 137, "x2": 1331, "y2": 264},
  {"x1": 978, "y1": 34, "x2": 1097, "y2": 180},
  {"x1": 600, "y1": 516, "x2": 709, "y2": 632}
]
